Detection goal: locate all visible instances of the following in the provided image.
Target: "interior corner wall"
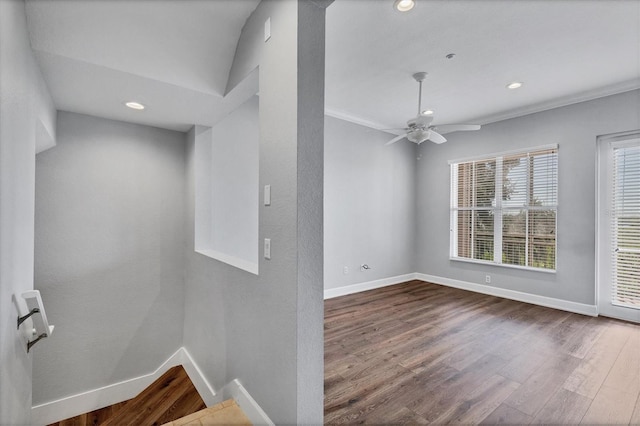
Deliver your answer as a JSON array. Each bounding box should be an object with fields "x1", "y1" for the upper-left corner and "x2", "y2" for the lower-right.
[
  {"x1": 0, "y1": 0, "x2": 56, "y2": 423},
  {"x1": 324, "y1": 116, "x2": 417, "y2": 290},
  {"x1": 416, "y1": 89, "x2": 640, "y2": 306},
  {"x1": 184, "y1": 0, "x2": 326, "y2": 423},
  {"x1": 33, "y1": 111, "x2": 187, "y2": 405},
  {"x1": 183, "y1": 127, "x2": 228, "y2": 393}
]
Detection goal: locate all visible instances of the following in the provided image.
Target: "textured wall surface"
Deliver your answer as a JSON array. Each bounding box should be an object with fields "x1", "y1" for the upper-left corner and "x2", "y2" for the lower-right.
[
  {"x1": 33, "y1": 112, "x2": 186, "y2": 405},
  {"x1": 416, "y1": 89, "x2": 640, "y2": 305},
  {"x1": 0, "y1": 0, "x2": 56, "y2": 423},
  {"x1": 324, "y1": 116, "x2": 417, "y2": 290},
  {"x1": 184, "y1": 1, "x2": 326, "y2": 423}
]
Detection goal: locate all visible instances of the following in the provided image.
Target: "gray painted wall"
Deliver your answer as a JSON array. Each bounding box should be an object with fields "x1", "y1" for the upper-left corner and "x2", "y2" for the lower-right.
[
  {"x1": 416, "y1": 89, "x2": 640, "y2": 305},
  {"x1": 324, "y1": 116, "x2": 417, "y2": 290},
  {"x1": 210, "y1": 95, "x2": 259, "y2": 266},
  {"x1": 0, "y1": 0, "x2": 56, "y2": 423},
  {"x1": 33, "y1": 112, "x2": 186, "y2": 405},
  {"x1": 183, "y1": 1, "x2": 326, "y2": 423}
]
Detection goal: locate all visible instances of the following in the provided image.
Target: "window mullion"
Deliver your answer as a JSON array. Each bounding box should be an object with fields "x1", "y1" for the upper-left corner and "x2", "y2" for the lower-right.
[{"x1": 494, "y1": 157, "x2": 503, "y2": 264}]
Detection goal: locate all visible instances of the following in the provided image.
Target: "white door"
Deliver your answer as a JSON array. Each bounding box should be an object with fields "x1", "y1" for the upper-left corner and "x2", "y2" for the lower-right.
[{"x1": 597, "y1": 134, "x2": 640, "y2": 323}]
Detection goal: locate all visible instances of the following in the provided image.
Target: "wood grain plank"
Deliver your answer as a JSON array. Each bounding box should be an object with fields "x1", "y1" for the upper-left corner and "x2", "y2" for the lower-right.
[
  {"x1": 479, "y1": 403, "x2": 533, "y2": 425},
  {"x1": 429, "y1": 374, "x2": 520, "y2": 424},
  {"x1": 324, "y1": 280, "x2": 640, "y2": 425},
  {"x1": 580, "y1": 384, "x2": 638, "y2": 425},
  {"x1": 530, "y1": 388, "x2": 592, "y2": 424},
  {"x1": 503, "y1": 353, "x2": 581, "y2": 416},
  {"x1": 562, "y1": 321, "x2": 630, "y2": 398}
]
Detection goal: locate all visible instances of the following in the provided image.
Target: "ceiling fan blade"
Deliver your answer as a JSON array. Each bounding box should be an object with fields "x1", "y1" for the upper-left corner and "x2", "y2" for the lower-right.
[
  {"x1": 385, "y1": 134, "x2": 408, "y2": 146},
  {"x1": 428, "y1": 130, "x2": 447, "y2": 144},
  {"x1": 432, "y1": 124, "x2": 481, "y2": 134}
]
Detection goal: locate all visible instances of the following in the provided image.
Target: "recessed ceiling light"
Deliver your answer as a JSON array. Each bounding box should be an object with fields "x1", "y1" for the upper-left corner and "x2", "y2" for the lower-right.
[
  {"x1": 125, "y1": 101, "x2": 145, "y2": 110},
  {"x1": 506, "y1": 82, "x2": 523, "y2": 90},
  {"x1": 421, "y1": 109, "x2": 434, "y2": 115},
  {"x1": 393, "y1": 0, "x2": 415, "y2": 12}
]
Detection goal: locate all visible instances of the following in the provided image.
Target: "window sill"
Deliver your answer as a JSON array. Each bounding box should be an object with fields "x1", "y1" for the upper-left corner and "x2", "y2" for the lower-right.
[
  {"x1": 449, "y1": 256, "x2": 556, "y2": 274},
  {"x1": 195, "y1": 247, "x2": 259, "y2": 275}
]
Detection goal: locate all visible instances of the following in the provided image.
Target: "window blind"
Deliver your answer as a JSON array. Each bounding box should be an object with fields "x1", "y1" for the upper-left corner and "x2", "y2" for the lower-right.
[
  {"x1": 451, "y1": 146, "x2": 558, "y2": 271},
  {"x1": 612, "y1": 144, "x2": 640, "y2": 308}
]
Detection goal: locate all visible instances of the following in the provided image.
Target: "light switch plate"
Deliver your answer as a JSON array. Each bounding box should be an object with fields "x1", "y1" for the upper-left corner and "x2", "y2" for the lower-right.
[
  {"x1": 264, "y1": 184, "x2": 271, "y2": 206},
  {"x1": 264, "y1": 17, "x2": 271, "y2": 42},
  {"x1": 264, "y1": 238, "x2": 271, "y2": 260}
]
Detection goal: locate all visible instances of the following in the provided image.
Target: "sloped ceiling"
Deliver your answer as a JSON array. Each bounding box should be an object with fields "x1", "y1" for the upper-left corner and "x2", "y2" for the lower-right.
[
  {"x1": 25, "y1": 0, "x2": 640, "y2": 133},
  {"x1": 25, "y1": 0, "x2": 260, "y2": 132}
]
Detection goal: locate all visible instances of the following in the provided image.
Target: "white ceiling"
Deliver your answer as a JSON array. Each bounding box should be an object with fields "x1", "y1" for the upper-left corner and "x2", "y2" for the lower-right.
[
  {"x1": 26, "y1": 0, "x2": 260, "y2": 132},
  {"x1": 326, "y1": 0, "x2": 640, "y2": 131},
  {"x1": 25, "y1": 0, "x2": 640, "y2": 134}
]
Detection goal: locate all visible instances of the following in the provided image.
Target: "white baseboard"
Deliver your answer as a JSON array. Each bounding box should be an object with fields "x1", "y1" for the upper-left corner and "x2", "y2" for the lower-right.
[
  {"x1": 416, "y1": 273, "x2": 598, "y2": 317},
  {"x1": 31, "y1": 347, "x2": 218, "y2": 426},
  {"x1": 180, "y1": 348, "x2": 220, "y2": 407},
  {"x1": 325, "y1": 272, "x2": 597, "y2": 317},
  {"x1": 324, "y1": 273, "x2": 418, "y2": 299},
  {"x1": 223, "y1": 379, "x2": 274, "y2": 426}
]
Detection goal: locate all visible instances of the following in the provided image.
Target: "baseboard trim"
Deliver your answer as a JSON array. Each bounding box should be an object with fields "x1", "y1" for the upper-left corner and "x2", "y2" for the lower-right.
[
  {"x1": 179, "y1": 348, "x2": 220, "y2": 407},
  {"x1": 31, "y1": 347, "x2": 218, "y2": 425},
  {"x1": 324, "y1": 273, "x2": 418, "y2": 299},
  {"x1": 223, "y1": 379, "x2": 274, "y2": 426},
  {"x1": 416, "y1": 273, "x2": 598, "y2": 317}
]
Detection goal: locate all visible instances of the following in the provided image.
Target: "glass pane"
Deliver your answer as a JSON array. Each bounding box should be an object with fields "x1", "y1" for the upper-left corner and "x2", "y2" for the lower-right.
[
  {"x1": 456, "y1": 210, "x2": 473, "y2": 258},
  {"x1": 474, "y1": 160, "x2": 496, "y2": 208},
  {"x1": 529, "y1": 209, "x2": 556, "y2": 269},
  {"x1": 502, "y1": 209, "x2": 526, "y2": 266},
  {"x1": 474, "y1": 210, "x2": 494, "y2": 261},
  {"x1": 612, "y1": 145, "x2": 640, "y2": 307},
  {"x1": 503, "y1": 155, "x2": 525, "y2": 206},
  {"x1": 613, "y1": 251, "x2": 640, "y2": 307},
  {"x1": 456, "y1": 163, "x2": 473, "y2": 208},
  {"x1": 530, "y1": 150, "x2": 558, "y2": 207}
]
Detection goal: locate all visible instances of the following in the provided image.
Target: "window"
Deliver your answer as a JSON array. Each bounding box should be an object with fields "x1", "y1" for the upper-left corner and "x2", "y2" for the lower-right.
[
  {"x1": 450, "y1": 145, "x2": 558, "y2": 271},
  {"x1": 611, "y1": 142, "x2": 640, "y2": 307}
]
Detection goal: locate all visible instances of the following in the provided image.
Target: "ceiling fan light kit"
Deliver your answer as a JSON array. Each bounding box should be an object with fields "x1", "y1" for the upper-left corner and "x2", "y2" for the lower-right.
[{"x1": 385, "y1": 72, "x2": 481, "y2": 146}]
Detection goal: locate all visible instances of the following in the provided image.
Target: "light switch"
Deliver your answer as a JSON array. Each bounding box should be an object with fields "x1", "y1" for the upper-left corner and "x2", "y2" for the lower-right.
[
  {"x1": 264, "y1": 17, "x2": 271, "y2": 42},
  {"x1": 264, "y1": 238, "x2": 271, "y2": 260},
  {"x1": 264, "y1": 184, "x2": 271, "y2": 206}
]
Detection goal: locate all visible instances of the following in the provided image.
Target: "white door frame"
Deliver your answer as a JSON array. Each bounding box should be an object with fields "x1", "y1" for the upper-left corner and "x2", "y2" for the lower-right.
[{"x1": 596, "y1": 130, "x2": 640, "y2": 323}]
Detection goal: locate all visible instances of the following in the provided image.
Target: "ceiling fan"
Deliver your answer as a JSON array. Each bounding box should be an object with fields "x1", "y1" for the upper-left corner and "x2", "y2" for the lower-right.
[{"x1": 385, "y1": 72, "x2": 481, "y2": 146}]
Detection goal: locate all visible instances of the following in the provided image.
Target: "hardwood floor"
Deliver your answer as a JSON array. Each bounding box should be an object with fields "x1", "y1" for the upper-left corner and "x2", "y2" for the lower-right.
[
  {"x1": 324, "y1": 280, "x2": 640, "y2": 424},
  {"x1": 49, "y1": 366, "x2": 205, "y2": 426}
]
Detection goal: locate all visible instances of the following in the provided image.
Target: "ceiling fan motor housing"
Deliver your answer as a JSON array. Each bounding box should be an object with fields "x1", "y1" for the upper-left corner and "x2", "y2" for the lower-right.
[
  {"x1": 407, "y1": 114, "x2": 434, "y2": 128},
  {"x1": 407, "y1": 129, "x2": 430, "y2": 143}
]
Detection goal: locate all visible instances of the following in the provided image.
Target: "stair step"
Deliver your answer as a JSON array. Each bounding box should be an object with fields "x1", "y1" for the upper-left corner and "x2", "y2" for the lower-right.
[
  {"x1": 101, "y1": 365, "x2": 205, "y2": 426},
  {"x1": 161, "y1": 399, "x2": 251, "y2": 426}
]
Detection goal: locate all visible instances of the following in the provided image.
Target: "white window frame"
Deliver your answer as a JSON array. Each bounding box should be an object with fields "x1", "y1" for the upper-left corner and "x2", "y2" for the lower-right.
[{"x1": 449, "y1": 144, "x2": 558, "y2": 273}]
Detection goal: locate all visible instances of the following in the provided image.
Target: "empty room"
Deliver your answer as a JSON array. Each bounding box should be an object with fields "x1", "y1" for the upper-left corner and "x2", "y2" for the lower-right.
[{"x1": 1, "y1": 0, "x2": 639, "y2": 425}]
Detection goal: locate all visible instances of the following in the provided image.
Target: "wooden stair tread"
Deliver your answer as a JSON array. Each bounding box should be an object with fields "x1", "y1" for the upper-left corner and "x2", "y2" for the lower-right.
[
  {"x1": 162, "y1": 399, "x2": 252, "y2": 426},
  {"x1": 49, "y1": 365, "x2": 206, "y2": 426},
  {"x1": 101, "y1": 365, "x2": 205, "y2": 426}
]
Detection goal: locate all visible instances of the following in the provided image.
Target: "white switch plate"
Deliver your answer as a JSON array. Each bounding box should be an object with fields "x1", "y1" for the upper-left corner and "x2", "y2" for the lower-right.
[
  {"x1": 264, "y1": 238, "x2": 271, "y2": 260},
  {"x1": 264, "y1": 184, "x2": 271, "y2": 206},
  {"x1": 264, "y1": 17, "x2": 271, "y2": 42}
]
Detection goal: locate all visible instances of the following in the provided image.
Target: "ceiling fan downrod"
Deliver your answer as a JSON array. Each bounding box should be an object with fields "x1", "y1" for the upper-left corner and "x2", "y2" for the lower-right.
[{"x1": 413, "y1": 72, "x2": 428, "y2": 115}]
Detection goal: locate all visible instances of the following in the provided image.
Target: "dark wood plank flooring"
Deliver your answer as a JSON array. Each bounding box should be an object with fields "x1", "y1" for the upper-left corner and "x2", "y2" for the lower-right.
[
  {"x1": 324, "y1": 280, "x2": 640, "y2": 424},
  {"x1": 49, "y1": 365, "x2": 205, "y2": 426}
]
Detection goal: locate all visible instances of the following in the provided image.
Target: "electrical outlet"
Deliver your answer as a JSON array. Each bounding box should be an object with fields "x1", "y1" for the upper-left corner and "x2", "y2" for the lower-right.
[
  {"x1": 343, "y1": 266, "x2": 349, "y2": 275},
  {"x1": 485, "y1": 275, "x2": 491, "y2": 284}
]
